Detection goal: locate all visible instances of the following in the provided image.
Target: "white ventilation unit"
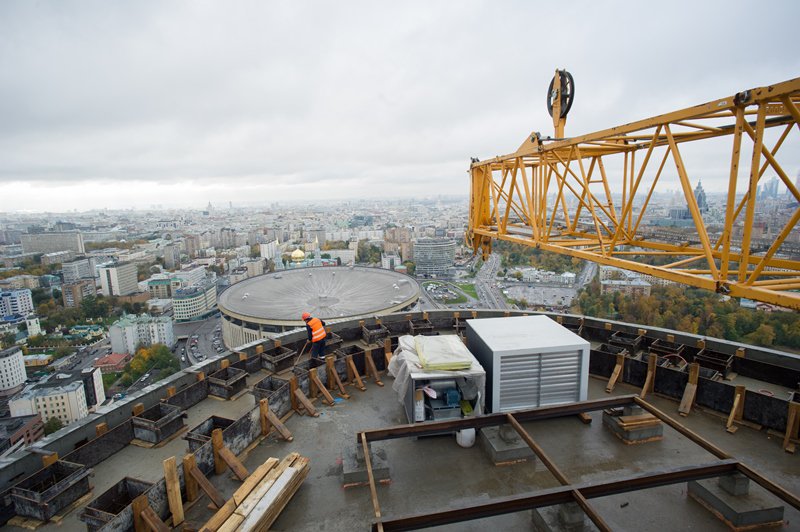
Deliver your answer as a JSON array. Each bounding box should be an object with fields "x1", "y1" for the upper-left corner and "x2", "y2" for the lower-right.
[{"x1": 466, "y1": 315, "x2": 589, "y2": 413}]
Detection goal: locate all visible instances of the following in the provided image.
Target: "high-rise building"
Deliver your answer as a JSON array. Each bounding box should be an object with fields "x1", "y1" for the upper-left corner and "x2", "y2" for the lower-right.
[
  {"x1": 183, "y1": 234, "x2": 201, "y2": 258},
  {"x1": 41, "y1": 250, "x2": 75, "y2": 266},
  {"x1": 62, "y1": 258, "x2": 95, "y2": 283},
  {"x1": 173, "y1": 280, "x2": 217, "y2": 322},
  {"x1": 109, "y1": 314, "x2": 175, "y2": 354},
  {"x1": 0, "y1": 289, "x2": 34, "y2": 318},
  {"x1": 694, "y1": 181, "x2": 708, "y2": 213},
  {"x1": 0, "y1": 346, "x2": 26, "y2": 397},
  {"x1": 20, "y1": 232, "x2": 85, "y2": 255},
  {"x1": 413, "y1": 239, "x2": 456, "y2": 276},
  {"x1": 62, "y1": 280, "x2": 96, "y2": 308},
  {"x1": 99, "y1": 262, "x2": 138, "y2": 296}
]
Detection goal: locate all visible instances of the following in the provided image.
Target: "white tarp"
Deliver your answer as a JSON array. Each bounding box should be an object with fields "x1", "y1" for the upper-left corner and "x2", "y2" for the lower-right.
[{"x1": 388, "y1": 335, "x2": 486, "y2": 412}]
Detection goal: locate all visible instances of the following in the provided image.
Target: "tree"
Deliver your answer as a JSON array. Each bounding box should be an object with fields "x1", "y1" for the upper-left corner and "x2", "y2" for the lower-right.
[
  {"x1": 402, "y1": 261, "x2": 416, "y2": 275},
  {"x1": 1, "y1": 332, "x2": 15, "y2": 348},
  {"x1": 44, "y1": 417, "x2": 63, "y2": 435}
]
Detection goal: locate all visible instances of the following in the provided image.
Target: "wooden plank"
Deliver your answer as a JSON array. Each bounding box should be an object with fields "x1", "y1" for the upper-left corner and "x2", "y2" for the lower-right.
[
  {"x1": 577, "y1": 412, "x2": 592, "y2": 424},
  {"x1": 678, "y1": 363, "x2": 700, "y2": 417},
  {"x1": 361, "y1": 432, "x2": 382, "y2": 525},
  {"x1": 346, "y1": 355, "x2": 366, "y2": 391},
  {"x1": 294, "y1": 388, "x2": 319, "y2": 417},
  {"x1": 326, "y1": 356, "x2": 337, "y2": 392},
  {"x1": 231, "y1": 454, "x2": 299, "y2": 521},
  {"x1": 238, "y1": 459, "x2": 311, "y2": 531},
  {"x1": 189, "y1": 464, "x2": 226, "y2": 508},
  {"x1": 182, "y1": 454, "x2": 199, "y2": 502},
  {"x1": 618, "y1": 414, "x2": 658, "y2": 424},
  {"x1": 132, "y1": 494, "x2": 148, "y2": 532},
  {"x1": 606, "y1": 354, "x2": 624, "y2": 393},
  {"x1": 726, "y1": 386, "x2": 746, "y2": 433},
  {"x1": 132, "y1": 403, "x2": 145, "y2": 416},
  {"x1": 266, "y1": 409, "x2": 294, "y2": 441},
  {"x1": 309, "y1": 369, "x2": 335, "y2": 405},
  {"x1": 95, "y1": 422, "x2": 108, "y2": 437},
  {"x1": 162, "y1": 456, "x2": 184, "y2": 526},
  {"x1": 212, "y1": 428, "x2": 225, "y2": 475},
  {"x1": 384, "y1": 337, "x2": 393, "y2": 366},
  {"x1": 364, "y1": 349, "x2": 384, "y2": 386},
  {"x1": 233, "y1": 457, "x2": 280, "y2": 505},
  {"x1": 219, "y1": 446, "x2": 249, "y2": 480},
  {"x1": 217, "y1": 513, "x2": 244, "y2": 532},
  {"x1": 140, "y1": 506, "x2": 169, "y2": 532},
  {"x1": 201, "y1": 499, "x2": 236, "y2": 532}
]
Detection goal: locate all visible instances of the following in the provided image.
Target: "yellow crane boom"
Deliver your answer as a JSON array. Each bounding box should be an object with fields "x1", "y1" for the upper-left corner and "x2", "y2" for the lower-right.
[{"x1": 468, "y1": 73, "x2": 800, "y2": 310}]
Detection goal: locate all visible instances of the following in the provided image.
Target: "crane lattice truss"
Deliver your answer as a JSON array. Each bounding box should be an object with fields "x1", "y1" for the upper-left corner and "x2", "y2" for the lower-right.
[{"x1": 468, "y1": 78, "x2": 800, "y2": 310}]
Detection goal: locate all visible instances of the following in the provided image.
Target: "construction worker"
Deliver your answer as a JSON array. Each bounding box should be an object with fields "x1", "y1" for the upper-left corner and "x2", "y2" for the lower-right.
[{"x1": 302, "y1": 312, "x2": 327, "y2": 360}]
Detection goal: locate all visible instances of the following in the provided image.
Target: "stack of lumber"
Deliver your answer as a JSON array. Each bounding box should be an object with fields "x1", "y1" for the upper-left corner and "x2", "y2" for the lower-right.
[
  {"x1": 201, "y1": 452, "x2": 310, "y2": 532},
  {"x1": 616, "y1": 413, "x2": 661, "y2": 429}
]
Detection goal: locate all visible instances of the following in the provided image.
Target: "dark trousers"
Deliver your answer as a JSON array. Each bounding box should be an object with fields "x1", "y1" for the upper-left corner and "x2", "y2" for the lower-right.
[{"x1": 311, "y1": 339, "x2": 326, "y2": 360}]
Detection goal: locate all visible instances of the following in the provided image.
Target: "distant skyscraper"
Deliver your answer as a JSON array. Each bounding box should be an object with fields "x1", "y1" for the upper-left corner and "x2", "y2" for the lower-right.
[{"x1": 694, "y1": 181, "x2": 708, "y2": 213}]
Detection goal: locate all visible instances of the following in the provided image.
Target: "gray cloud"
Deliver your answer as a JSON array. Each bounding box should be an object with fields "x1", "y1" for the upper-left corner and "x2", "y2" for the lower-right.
[{"x1": 1, "y1": 1, "x2": 798, "y2": 210}]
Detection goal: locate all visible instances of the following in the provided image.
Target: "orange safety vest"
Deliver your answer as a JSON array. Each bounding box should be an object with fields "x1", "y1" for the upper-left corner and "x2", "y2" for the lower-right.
[{"x1": 307, "y1": 317, "x2": 326, "y2": 343}]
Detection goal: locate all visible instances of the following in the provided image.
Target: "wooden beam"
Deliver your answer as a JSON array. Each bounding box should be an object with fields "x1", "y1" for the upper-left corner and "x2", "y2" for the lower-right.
[
  {"x1": 266, "y1": 408, "x2": 294, "y2": 442},
  {"x1": 346, "y1": 354, "x2": 366, "y2": 391},
  {"x1": 640, "y1": 353, "x2": 656, "y2": 399},
  {"x1": 42, "y1": 452, "x2": 58, "y2": 468},
  {"x1": 221, "y1": 359, "x2": 230, "y2": 369},
  {"x1": 678, "y1": 363, "x2": 700, "y2": 417},
  {"x1": 183, "y1": 454, "x2": 199, "y2": 502},
  {"x1": 189, "y1": 464, "x2": 226, "y2": 508},
  {"x1": 162, "y1": 456, "x2": 184, "y2": 526},
  {"x1": 95, "y1": 422, "x2": 108, "y2": 437},
  {"x1": 384, "y1": 337, "x2": 393, "y2": 366},
  {"x1": 784, "y1": 402, "x2": 800, "y2": 454},
  {"x1": 212, "y1": 428, "x2": 225, "y2": 475},
  {"x1": 140, "y1": 505, "x2": 169, "y2": 532},
  {"x1": 330, "y1": 363, "x2": 350, "y2": 399},
  {"x1": 260, "y1": 399, "x2": 270, "y2": 435},
  {"x1": 132, "y1": 403, "x2": 145, "y2": 416},
  {"x1": 219, "y1": 446, "x2": 249, "y2": 481},
  {"x1": 326, "y1": 355, "x2": 337, "y2": 392},
  {"x1": 606, "y1": 354, "x2": 624, "y2": 393},
  {"x1": 166, "y1": 386, "x2": 176, "y2": 398},
  {"x1": 726, "y1": 386, "x2": 746, "y2": 434},
  {"x1": 310, "y1": 369, "x2": 335, "y2": 405},
  {"x1": 365, "y1": 349, "x2": 383, "y2": 387},
  {"x1": 196, "y1": 371, "x2": 205, "y2": 381},
  {"x1": 289, "y1": 376, "x2": 299, "y2": 410},
  {"x1": 132, "y1": 494, "x2": 149, "y2": 532},
  {"x1": 293, "y1": 388, "x2": 319, "y2": 417}
]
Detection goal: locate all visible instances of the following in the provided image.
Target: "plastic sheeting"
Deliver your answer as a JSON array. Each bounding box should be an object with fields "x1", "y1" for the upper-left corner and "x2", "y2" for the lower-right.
[
  {"x1": 388, "y1": 335, "x2": 486, "y2": 412},
  {"x1": 415, "y1": 335, "x2": 475, "y2": 370}
]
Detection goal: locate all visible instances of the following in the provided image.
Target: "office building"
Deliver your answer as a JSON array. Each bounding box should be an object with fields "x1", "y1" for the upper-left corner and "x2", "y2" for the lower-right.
[
  {"x1": 0, "y1": 289, "x2": 34, "y2": 319},
  {"x1": 0, "y1": 346, "x2": 26, "y2": 397},
  {"x1": 413, "y1": 239, "x2": 456, "y2": 276},
  {"x1": 20, "y1": 232, "x2": 85, "y2": 255},
  {"x1": 99, "y1": 262, "x2": 138, "y2": 297},
  {"x1": 173, "y1": 280, "x2": 217, "y2": 322},
  {"x1": 109, "y1": 315, "x2": 176, "y2": 355},
  {"x1": 62, "y1": 258, "x2": 95, "y2": 283},
  {"x1": 41, "y1": 250, "x2": 75, "y2": 266}
]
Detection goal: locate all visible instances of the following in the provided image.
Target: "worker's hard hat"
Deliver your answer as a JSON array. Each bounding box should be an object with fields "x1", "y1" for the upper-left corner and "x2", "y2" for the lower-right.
[{"x1": 302, "y1": 312, "x2": 311, "y2": 320}]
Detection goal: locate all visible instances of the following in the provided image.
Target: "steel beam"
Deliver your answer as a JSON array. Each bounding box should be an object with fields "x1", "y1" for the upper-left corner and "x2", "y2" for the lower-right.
[
  {"x1": 374, "y1": 461, "x2": 739, "y2": 531},
  {"x1": 358, "y1": 395, "x2": 635, "y2": 444}
]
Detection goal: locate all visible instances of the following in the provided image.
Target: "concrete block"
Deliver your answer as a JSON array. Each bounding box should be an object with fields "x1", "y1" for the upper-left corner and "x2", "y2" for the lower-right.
[
  {"x1": 688, "y1": 479, "x2": 784, "y2": 530},
  {"x1": 341, "y1": 442, "x2": 390, "y2": 485},
  {"x1": 479, "y1": 426, "x2": 534, "y2": 464},
  {"x1": 719, "y1": 473, "x2": 750, "y2": 497},
  {"x1": 531, "y1": 503, "x2": 588, "y2": 532},
  {"x1": 602, "y1": 411, "x2": 663, "y2": 444}
]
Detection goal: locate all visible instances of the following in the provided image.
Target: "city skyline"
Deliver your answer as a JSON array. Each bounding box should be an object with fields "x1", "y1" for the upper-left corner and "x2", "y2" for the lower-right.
[{"x1": 1, "y1": 1, "x2": 799, "y2": 212}]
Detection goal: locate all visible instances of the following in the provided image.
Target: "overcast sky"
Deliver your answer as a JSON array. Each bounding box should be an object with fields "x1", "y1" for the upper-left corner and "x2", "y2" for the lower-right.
[{"x1": 1, "y1": 1, "x2": 798, "y2": 213}]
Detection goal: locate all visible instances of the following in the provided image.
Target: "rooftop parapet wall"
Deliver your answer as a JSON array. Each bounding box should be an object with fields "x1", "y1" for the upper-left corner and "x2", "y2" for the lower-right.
[{"x1": 132, "y1": 403, "x2": 184, "y2": 444}]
